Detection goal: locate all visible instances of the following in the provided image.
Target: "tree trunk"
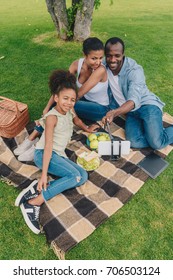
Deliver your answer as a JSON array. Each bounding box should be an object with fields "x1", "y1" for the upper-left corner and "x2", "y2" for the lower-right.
[
  {"x1": 45, "y1": 0, "x2": 96, "y2": 42},
  {"x1": 45, "y1": 0, "x2": 68, "y2": 40},
  {"x1": 73, "y1": 0, "x2": 95, "y2": 41},
  {"x1": 45, "y1": 0, "x2": 59, "y2": 35},
  {"x1": 72, "y1": 0, "x2": 80, "y2": 6}
]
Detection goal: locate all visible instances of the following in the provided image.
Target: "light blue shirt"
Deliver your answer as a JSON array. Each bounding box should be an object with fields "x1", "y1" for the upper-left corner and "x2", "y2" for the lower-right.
[{"x1": 107, "y1": 57, "x2": 165, "y2": 111}]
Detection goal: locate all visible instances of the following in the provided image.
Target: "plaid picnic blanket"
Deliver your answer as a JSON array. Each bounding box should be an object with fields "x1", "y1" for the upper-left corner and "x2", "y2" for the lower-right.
[{"x1": 0, "y1": 113, "x2": 173, "y2": 259}]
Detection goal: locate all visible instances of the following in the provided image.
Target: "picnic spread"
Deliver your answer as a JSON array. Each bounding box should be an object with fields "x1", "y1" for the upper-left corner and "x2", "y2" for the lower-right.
[{"x1": 0, "y1": 113, "x2": 173, "y2": 259}]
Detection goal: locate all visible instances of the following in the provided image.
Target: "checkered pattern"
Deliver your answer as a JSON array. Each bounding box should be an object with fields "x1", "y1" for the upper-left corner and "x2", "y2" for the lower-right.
[{"x1": 0, "y1": 113, "x2": 173, "y2": 259}]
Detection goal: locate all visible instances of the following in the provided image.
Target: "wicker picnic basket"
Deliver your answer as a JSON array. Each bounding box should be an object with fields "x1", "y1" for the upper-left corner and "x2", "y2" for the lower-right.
[{"x1": 0, "y1": 96, "x2": 29, "y2": 138}]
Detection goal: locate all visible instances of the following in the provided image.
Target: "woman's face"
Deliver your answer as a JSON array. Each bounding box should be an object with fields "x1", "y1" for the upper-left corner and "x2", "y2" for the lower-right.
[{"x1": 84, "y1": 49, "x2": 104, "y2": 70}]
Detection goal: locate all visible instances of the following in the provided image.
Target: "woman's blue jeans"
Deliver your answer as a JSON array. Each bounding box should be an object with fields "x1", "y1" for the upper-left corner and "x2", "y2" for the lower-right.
[
  {"x1": 125, "y1": 105, "x2": 173, "y2": 149},
  {"x1": 34, "y1": 149, "x2": 88, "y2": 201},
  {"x1": 74, "y1": 97, "x2": 110, "y2": 121}
]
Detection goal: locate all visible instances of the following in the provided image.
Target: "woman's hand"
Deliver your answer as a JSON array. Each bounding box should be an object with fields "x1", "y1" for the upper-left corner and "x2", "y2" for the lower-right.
[{"x1": 37, "y1": 174, "x2": 48, "y2": 192}]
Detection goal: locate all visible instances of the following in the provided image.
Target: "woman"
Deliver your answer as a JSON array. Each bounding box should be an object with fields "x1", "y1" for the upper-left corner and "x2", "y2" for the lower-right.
[{"x1": 69, "y1": 37, "x2": 110, "y2": 121}]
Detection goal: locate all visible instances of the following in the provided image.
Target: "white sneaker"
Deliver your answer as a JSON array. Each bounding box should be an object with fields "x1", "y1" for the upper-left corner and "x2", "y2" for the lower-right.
[
  {"x1": 18, "y1": 145, "x2": 35, "y2": 162},
  {"x1": 14, "y1": 137, "x2": 39, "y2": 156}
]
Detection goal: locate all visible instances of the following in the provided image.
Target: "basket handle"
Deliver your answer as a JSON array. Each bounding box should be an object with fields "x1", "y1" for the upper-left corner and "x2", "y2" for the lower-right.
[{"x1": 0, "y1": 95, "x2": 21, "y2": 118}]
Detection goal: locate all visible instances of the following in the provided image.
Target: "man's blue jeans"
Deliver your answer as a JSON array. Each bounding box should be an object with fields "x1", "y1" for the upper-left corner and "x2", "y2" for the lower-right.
[
  {"x1": 74, "y1": 97, "x2": 110, "y2": 121},
  {"x1": 34, "y1": 149, "x2": 88, "y2": 201},
  {"x1": 125, "y1": 105, "x2": 173, "y2": 149}
]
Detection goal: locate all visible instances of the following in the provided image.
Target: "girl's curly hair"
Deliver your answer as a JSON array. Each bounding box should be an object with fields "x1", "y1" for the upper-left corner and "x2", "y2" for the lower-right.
[{"x1": 49, "y1": 69, "x2": 77, "y2": 97}]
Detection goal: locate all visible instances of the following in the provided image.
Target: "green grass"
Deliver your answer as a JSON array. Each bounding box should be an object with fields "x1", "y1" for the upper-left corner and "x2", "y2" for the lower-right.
[{"x1": 0, "y1": 0, "x2": 173, "y2": 260}]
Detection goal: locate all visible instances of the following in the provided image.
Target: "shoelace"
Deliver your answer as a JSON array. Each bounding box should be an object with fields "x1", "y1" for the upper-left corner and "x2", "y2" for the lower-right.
[
  {"x1": 25, "y1": 192, "x2": 38, "y2": 199},
  {"x1": 34, "y1": 206, "x2": 40, "y2": 221}
]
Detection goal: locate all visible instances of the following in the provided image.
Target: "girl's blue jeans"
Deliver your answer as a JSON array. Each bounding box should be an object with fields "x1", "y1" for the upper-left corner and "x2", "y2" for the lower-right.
[
  {"x1": 125, "y1": 105, "x2": 173, "y2": 149},
  {"x1": 34, "y1": 149, "x2": 88, "y2": 201}
]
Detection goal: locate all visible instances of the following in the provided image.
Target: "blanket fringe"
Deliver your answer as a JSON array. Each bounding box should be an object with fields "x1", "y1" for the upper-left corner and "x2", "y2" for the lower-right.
[
  {"x1": 0, "y1": 176, "x2": 16, "y2": 186},
  {"x1": 51, "y1": 241, "x2": 65, "y2": 260}
]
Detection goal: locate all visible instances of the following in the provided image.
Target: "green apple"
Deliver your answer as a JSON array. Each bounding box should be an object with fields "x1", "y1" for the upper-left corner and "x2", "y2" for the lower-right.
[
  {"x1": 105, "y1": 135, "x2": 110, "y2": 141},
  {"x1": 97, "y1": 135, "x2": 107, "y2": 141},
  {"x1": 88, "y1": 133, "x2": 97, "y2": 142},
  {"x1": 90, "y1": 139, "x2": 99, "y2": 149}
]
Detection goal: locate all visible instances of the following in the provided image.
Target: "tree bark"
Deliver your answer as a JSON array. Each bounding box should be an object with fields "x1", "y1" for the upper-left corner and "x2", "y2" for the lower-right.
[
  {"x1": 73, "y1": 0, "x2": 95, "y2": 41},
  {"x1": 45, "y1": 0, "x2": 60, "y2": 34},
  {"x1": 45, "y1": 0, "x2": 68, "y2": 40},
  {"x1": 45, "y1": 0, "x2": 96, "y2": 41}
]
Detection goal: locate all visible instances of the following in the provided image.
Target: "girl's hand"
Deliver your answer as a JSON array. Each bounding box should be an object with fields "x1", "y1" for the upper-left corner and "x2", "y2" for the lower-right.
[
  {"x1": 37, "y1": 174, "x2": 48, "y2": 192},
  {"x1": 87, "y1": 124, "x2": 100, "y2": 133}
]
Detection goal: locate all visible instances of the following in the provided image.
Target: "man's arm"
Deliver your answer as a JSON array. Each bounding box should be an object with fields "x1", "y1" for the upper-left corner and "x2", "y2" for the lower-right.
[{"x1": 103, "y1": 100, "x2": 135, "y2": 124}]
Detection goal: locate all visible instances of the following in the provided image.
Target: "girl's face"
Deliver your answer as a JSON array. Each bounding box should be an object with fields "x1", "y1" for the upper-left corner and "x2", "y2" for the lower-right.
[
  {"x1": 54, "y1": 88, "x2": 76, "y2": 115},
  {"x1": 84, "y1": 50, "x2": 104, "y2": 71}
]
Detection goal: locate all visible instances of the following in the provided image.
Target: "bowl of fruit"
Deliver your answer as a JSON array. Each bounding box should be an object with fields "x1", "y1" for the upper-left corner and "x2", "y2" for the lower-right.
[{"x1": 86, "y1": 132, "x2": 110, "y2": 150}]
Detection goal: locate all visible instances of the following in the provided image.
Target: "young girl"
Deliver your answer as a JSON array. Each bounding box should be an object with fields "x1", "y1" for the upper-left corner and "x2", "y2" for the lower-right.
[
  {"x1": 15, "y1": 70, "x2": 99, "y2": 234},
  {"x1": 14, "y1": 37, "x2": 109, "y2": 161}
]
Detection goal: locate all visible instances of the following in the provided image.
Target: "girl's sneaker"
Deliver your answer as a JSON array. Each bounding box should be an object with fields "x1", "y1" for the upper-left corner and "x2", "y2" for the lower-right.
[
  {"x1": 15, "y1": 180, "x2": 38, "y2": 207},
  {"x1": 13, "y1": 137, "x2": 39, "y2": 156},
  {"x1": 18, "y1": 144, "x2": 35, "y2": 162},
  {"x1": 20, "y1": 202, "x2": 40, "y2": 234}
]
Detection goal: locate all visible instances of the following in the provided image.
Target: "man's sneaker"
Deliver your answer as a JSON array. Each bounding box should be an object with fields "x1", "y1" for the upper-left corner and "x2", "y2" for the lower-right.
[
  {"x1": 14, "y1": 137, "x2": 39, "y2": 156},
  {"x1": 18, "y1": 144, "x2": 35, "y2": 162},
  {"x1": 15, "y1": 180, "x2": 38, "y2": 207},
  {"x1": 20, "y1": 202, "x2": 40, "y2": 234}
]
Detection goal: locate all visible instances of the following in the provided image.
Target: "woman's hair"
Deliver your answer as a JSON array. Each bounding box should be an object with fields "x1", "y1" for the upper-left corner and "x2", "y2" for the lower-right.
[
  {"x1": 83, "y1": 37, "x2": 104, "y2": 55},
  {"x1": 105, "y1": 37, "x2": 125, "y2": 54},
  {"x1": 49, "y1": 70, "x2": 77, "y2": 97}
]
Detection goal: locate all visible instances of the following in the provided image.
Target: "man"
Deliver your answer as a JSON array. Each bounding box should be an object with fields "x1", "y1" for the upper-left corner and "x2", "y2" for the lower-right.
[{"x1": 103, "y1": 37, "x2": 173, "y2": 149}]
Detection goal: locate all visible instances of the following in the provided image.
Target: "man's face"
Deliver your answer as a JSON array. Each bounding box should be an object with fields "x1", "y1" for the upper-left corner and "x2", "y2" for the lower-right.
[{"x1": 105, "y1": 42, "x2": 124, "y2": 75}]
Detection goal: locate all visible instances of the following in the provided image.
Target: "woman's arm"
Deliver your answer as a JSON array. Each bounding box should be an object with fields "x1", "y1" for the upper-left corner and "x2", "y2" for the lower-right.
[
  {"x1": 37, "y1": 115, "x2": 57, "y2": 191},
  {"x1": 42, "y1": 96, "x2": 55, "y2": 116},
  {"x1": 69, "y1": 60, "x2": 78, "y2": 75},
  {"x1": 69, "y1": 60, "x2": 107, "y2": 99},
  {"x1": 77, "y1": 66, "x2": 107, "y2": 99}
]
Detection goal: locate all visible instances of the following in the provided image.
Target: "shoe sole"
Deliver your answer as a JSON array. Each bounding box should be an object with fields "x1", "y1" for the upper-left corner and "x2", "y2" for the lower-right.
[
  {"x1": 15, "y1": 180, "x2": 38, "y2": 207},
  {"x1": 20, "y1": 203, "x2": 40, "y2": 234}
]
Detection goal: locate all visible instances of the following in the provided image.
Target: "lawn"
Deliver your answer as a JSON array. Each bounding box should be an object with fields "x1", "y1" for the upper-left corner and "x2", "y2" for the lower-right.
[{"x1": 0, "y1": 0, "x2": 173, "y2": 260}]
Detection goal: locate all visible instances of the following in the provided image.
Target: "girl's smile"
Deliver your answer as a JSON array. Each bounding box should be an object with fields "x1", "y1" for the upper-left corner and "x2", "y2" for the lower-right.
[{"x1": 54, "y1": 88, "x2": 77, "y2": 115}]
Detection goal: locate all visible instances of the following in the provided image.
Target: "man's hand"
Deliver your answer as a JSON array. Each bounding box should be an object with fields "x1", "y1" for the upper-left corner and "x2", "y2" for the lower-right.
[{"x1": 102, "y1": 110, "x2": 116, "y2": 125}]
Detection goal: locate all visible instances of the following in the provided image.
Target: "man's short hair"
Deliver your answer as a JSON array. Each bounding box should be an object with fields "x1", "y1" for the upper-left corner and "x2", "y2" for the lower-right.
[{"x1": 105, "y1": 37, "x2": 125, "y2": 53}]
